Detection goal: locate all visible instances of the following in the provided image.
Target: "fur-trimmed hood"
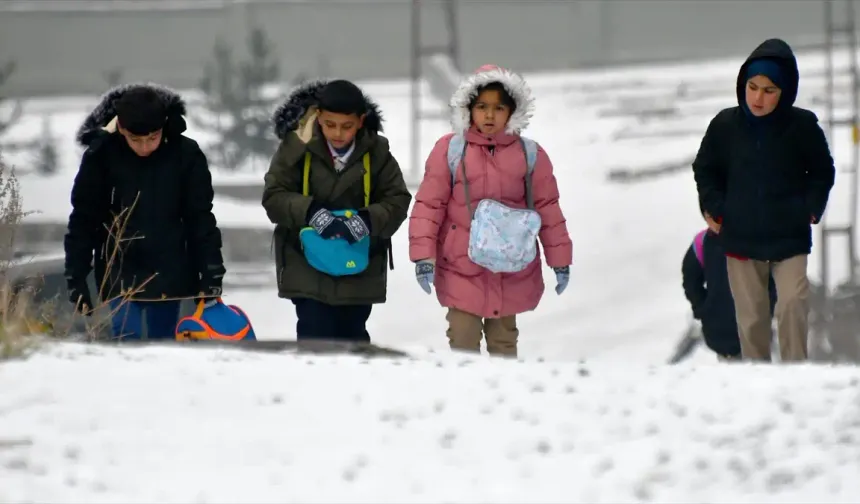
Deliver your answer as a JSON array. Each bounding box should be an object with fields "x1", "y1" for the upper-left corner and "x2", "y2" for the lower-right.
[
  {"x1": 449, "y1": 64, "x2": 535, "y2": 135},
  {"x1": 271, "y1": 79, "x2": 384, "y2": 142},
  {"x1": 76, "y1": 83, "x2": 187, "y2": 147}
]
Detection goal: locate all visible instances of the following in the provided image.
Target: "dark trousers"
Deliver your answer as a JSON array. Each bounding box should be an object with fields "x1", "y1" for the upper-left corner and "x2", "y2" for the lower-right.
[
  {"x1": 109, "y1": 299, "x2": 181, "y2": 340},
  {"x1": 292, "y1": 298, "x2": 372, "y2": 342}
]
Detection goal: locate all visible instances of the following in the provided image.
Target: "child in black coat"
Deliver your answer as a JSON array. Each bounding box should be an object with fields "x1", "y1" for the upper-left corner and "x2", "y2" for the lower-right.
[{"x1": 682, "y1": 227, "x2": 777, "y2": 360}]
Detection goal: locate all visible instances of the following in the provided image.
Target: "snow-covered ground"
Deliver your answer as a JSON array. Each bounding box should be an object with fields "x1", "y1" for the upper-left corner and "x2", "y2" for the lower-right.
[
  {"x1": 2, "y1": 48, "x2": 860, "y2": 501},
  {"x1": 2, "y1": 343, "x2": 860, "y2": 503}
]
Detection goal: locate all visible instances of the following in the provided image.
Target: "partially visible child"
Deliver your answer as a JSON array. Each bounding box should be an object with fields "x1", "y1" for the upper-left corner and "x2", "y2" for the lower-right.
[
  {"x1": 682, "y1": 224, "x2": 777, "y2": 361},
  {"x1": 408, "y1": 64, "x2": 573, "y2": 357}
]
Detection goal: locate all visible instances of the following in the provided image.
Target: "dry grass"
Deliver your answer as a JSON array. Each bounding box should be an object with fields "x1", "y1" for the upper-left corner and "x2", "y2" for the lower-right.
[
  {"x1": 0, "y1": 146, "x2": 38, "y2": 359},
  {"x1": 0, "y1": 283, "x2": 44, "y2": 360}
]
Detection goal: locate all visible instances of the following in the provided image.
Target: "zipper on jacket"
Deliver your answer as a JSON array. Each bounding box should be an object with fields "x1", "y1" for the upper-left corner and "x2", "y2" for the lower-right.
[
  {"x1": 756, "y1": 139, "x2": 763, "y2": 198},
  {"x1": 754, "y1": 136, "x2": 766, "y2": 233}
]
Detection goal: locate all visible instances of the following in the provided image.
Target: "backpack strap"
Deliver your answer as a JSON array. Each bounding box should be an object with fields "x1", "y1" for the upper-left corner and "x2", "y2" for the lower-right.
[
  {"x1": 303, "y1": 151, "x2": 372, "y2": 207},
  {"x1": 302, "y1": 152, "x2": 312, "y2": 197},
  {"x1": 445, "y1": 134, "x2": 540, "y2": 216},
  {"x1": 361, "y1": 152, "x2": 371, "y2": 208},
  {"x1": 446, "y1": 133, "x2": 467, "y2": 184},
  {"x1": 446, "y1": 134, "x2": 472, "y2": 216},
  {"x1": 519, "y1": 136, "x2": 538, "y2": 210},
  {"x1": 692, "y1": 229, "x2": 707, "y2": 267}
]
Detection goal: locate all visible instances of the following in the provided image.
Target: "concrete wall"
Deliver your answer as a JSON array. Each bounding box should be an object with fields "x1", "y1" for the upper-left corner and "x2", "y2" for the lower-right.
[{"x1": 0, "y1": 0, "x2": 851, "y2": 98}]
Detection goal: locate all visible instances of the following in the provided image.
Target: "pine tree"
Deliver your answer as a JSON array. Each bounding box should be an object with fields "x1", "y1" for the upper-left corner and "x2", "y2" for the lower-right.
[
  {"x1": 0, "y1": 61, "x2": 22, "y2": 140},
  {"x1": 35, "y1": 116, "x2": 59, "y2": 176},
  {"x1": 197, "y1": 38, "x2": 242, "y2": 171},
  {"x1": 238, "y1": 27, "x2": 280, "y2": 170},
  {"x1": 196, "y1": 26, "x2": 282, "y2": 172}
]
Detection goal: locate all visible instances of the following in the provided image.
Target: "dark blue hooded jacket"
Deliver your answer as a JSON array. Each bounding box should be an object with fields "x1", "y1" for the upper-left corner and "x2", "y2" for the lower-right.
[{"x1": 691, "y1": 38, "x2": 836, "y2": 262}]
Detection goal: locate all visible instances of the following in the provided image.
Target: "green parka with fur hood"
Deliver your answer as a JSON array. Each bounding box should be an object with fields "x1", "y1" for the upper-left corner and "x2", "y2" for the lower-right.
[{"x1": 262, "y1": 81, "x2": 412, "y2": 305}]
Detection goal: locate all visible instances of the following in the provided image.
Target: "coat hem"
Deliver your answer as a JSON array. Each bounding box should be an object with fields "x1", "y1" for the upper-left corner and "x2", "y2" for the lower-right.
[
  {"x1": 440, "y1": 300, "x2": 539, "y2": 319},
  {"x1": 721, "y1": 240, "x2": 811, "y2": 263},
  {"x1": 278, "y1": 290, "x2": 386, "y2": 306}
]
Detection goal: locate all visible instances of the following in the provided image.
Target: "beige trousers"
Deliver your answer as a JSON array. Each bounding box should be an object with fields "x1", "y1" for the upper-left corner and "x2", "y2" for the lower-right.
[
  {"x1": 726, "y1": 254, "x2": 810, "y2": 362},
  {"x1": 445, "y1": 307, "x2": 519, "y2": 357}
]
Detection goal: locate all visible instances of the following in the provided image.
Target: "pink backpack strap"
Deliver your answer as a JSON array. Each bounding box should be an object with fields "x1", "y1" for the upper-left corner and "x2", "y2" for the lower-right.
[{"x1": 692, "y1": 229, "x2": 707, "y2": 267}]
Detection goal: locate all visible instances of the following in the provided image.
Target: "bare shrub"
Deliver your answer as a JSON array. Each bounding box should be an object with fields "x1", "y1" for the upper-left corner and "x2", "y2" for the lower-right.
[{"x1": 0, "y1": 146, "x2": 36, "y2": 359}]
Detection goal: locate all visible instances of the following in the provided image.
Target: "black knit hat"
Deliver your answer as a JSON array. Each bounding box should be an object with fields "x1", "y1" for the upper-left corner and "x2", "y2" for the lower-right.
[{"x1": 114, "y1": 87, "x2": 167, "y2": 135}]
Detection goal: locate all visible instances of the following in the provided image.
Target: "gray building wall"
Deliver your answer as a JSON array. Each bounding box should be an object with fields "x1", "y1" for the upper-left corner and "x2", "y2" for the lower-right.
[{"x1": 0, "y1": 0, "x2": 851, "y2": 98}]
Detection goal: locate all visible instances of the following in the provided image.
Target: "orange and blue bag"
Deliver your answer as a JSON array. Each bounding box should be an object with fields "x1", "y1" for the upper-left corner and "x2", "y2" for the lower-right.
[{"x1": 175, "y1": 298, "x2": 257, "y2": 341}]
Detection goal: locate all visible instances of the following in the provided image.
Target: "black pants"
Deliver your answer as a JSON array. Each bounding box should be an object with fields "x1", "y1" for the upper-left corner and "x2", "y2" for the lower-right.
[{"x1": 292, "y1": 298, "x2": 372, "y2": 342}]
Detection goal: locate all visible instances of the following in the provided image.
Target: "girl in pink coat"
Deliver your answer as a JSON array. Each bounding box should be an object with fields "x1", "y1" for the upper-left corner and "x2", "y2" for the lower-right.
[{"x1": 408, "y1": 64, "x2": 573, "y2": 357}]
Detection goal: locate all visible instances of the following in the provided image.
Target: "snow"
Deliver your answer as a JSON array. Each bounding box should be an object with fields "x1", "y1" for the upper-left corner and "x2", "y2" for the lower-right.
[
  {"x1": 3, "y1": 47, "x2": 860, "y2": 501},
  {"x1": 2, "y1": 343, "x2": 860, "y2": 503}
]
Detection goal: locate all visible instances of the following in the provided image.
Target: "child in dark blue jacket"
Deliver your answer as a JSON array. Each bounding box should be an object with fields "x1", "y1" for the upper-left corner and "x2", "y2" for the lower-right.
[{"x1": 682, "y1": 227, "x2": 777, "y2": 360}]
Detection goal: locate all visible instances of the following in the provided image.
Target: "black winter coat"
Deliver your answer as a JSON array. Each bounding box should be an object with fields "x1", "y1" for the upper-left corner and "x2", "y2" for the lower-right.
[
  {"x1": 692, "y1": 38, "x2": 836, "y2": 261},
  {"x1": 682, "y1": 229, "x2": 777, "y2": 357},
  {"x1": 63, "y1": 84, "x2": 225, "y2": 302}
]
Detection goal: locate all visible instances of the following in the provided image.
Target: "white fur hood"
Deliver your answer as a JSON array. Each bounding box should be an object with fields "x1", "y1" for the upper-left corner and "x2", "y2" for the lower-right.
[{"x1": 449, "y1": 64, "x2": 535, "y2": 135}]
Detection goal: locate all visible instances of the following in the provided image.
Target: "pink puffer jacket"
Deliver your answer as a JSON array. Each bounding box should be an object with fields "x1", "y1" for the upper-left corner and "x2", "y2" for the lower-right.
[{"x1": 408, "y1": 65, "x2": 572, "y2": 318}]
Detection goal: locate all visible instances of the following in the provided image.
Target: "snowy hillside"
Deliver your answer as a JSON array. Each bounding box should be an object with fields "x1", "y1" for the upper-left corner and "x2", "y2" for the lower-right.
[{"x1": 2, "y1": 343, "x2": 860, "y2": 503}]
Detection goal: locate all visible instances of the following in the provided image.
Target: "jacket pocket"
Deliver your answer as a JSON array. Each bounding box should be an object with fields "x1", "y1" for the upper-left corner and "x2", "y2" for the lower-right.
[
  {"x1": 439, "y1": 224, "x2": 484, "y2": 277},
  {"x1": 768, "y1": 194, "x2": 809, "y2": 238},
  {"x1": 721, "y1": 194, "x2": 740, "y2": 234}
]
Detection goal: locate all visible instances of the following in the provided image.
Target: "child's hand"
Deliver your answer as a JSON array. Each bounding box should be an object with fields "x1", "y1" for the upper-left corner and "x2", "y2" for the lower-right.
[
  {"x1": 308, "y1": 206, "x2": 339, "y2": 235},
  {"x1": 68, "y1": 281, "x2": 94, "y2": 316},
  {"x1": 704, "y1": 212, "x2": 721, "y2": 234},
  {"x1": 343, "y1": 212, "x2": 371, "y2": 244},
  {"x1": 553, "y1": 266, "x2": 570, "y2": 295},
  {"x1": 415, "y1": 259, "x2": 435, "y2": 294}
]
